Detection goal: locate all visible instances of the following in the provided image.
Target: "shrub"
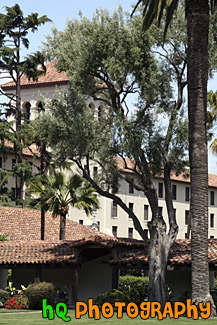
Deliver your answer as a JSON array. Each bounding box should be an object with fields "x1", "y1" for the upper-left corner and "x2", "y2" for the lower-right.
[
  {"x1": 0, "y1": 289, "x2": 10, "y2": 306},
  {"x1": 5, "y1": 294, "x2": 28, "y2": 309},
  {"x1": 25, "y1": 282, "x2": 55, "y2": 310},
  {"x1": 119, "y1": 276, "x2": 149, "y2": 305},
  {"x1": 94, "y1": 289, "x2": 130, "y2": 309}
]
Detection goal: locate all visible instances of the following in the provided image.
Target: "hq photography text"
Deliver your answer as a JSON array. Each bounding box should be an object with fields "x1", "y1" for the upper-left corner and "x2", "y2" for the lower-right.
[{"x1": 42, "y1": 298, "x2": 211, "y2": 322}]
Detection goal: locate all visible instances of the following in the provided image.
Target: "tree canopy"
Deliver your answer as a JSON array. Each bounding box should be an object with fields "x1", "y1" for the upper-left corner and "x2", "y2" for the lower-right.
[{"x1": 39, "y1": 6, "x2": 190, "y2": 304}]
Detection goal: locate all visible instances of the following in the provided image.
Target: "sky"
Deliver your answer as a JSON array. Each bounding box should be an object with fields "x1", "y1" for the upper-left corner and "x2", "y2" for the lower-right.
[{"x1": 1, "y1": 1, "x2": 217, "y2": 173}]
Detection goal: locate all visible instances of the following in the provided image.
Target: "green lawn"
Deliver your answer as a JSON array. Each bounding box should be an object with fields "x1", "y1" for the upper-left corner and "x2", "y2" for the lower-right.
[{"x1": 0, "y1": 311, "x2": 217, "y2": 325}]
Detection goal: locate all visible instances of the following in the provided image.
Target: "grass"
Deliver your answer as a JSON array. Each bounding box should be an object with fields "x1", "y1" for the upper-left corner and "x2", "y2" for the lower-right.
[{"x1": 0, "y1": 310, "x2": 217, "y2": 325}]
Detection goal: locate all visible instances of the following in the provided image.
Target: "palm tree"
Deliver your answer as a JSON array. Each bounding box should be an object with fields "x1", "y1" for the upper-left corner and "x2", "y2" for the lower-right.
[
  {"x1": 27, "y1": 171, "x2": 99, "y2": 240},
  {"x1": 133, "y1": 0, "x2": 216, "y2": 311}
]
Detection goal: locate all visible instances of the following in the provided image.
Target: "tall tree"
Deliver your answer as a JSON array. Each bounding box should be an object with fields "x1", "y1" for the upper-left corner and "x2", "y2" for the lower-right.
[
  {"x1": 132, "y1": 0, "x2": 217, "y2": 312},
  {"x1": 27, "y1": 170, "x2": 99, "y2": 240},
  {"x1": 42, "y1": 7, "x2": 188, "y2": 305},
  {"x1": 21, "y1": 114, "x2": 52, "y2": 240},
  {"x1": 0, "y1": 4, "x2": 51, "y2": 203}
]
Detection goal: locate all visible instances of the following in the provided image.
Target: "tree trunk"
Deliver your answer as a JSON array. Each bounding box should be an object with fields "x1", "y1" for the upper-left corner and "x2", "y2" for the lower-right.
[
  {"x1": 15, "y1": 74, "x2": 23, "y2": 203},
  {"x1": 187, "y1": 0, "x2": 216, "y2": 314},
  {"x1": 148, "y1": 219, "x2": 170, "y2": 305},
  {"x1": 59, "y1": 213, "x2": 66, "y2": 240},
  {"x1": 40, "y1": 144, "x2": 47, "y2": 240}
]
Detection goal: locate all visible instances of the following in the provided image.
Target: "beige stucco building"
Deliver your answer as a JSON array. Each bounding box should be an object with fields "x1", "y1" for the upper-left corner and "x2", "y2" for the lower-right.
[{"x1": 2, "y1": 61, "x2": 217, "y2": 240}]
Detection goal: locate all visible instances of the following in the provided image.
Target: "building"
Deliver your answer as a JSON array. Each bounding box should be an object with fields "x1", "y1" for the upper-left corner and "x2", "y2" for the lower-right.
[
  {"x1": 2, "y1": 61, "x2": 217, "y2": 240},
  {"x1": 0, "y1": 206, "x2": 217, "y2": 302}
]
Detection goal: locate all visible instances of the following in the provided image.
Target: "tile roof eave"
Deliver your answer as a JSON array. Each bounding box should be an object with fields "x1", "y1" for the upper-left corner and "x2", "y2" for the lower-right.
[{"x1": 1, "y1": 80, "x2": 69, "y2": 91}]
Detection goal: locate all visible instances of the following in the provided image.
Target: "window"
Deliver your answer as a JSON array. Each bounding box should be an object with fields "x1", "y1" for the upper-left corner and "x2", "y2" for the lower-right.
[
  {"x1": 23, "y1": 102, "x2": 31, "y2": 123},
  {"x1": 185, "y1": 187, "x2": 190, "y2": 202},
  {"x1": 98, "y1": 105, "x2": 103, "y2": 119},
  {"x1": 129, "y1": 203, "x2": 134, "y2": 218},
  {"x1": 129, "y1": 179, "x2": 134, "y2": 194},
  {"x1": 158, "y1": 182, "x2": 163, "y2": 198},
  {"x1": 37, "y1": 101, "x2": 44, "y2": 111},
  {"x1": 185, "y1": 210, "x2": 189, "y2": 225},
  {"x1": 12, "y1": 159, "x2": 16, "y2": 170},
  {"x1": 211, "y1": 191, "x2": 215, "y2": 206},
  {"x1": 112, "y1": 201, "x2": 117, "y2": 218},
  {"x1": 185, "y1": 233, "x2": 188, "y2": 239},
  {"x1": 112, "y1": 226, "x2": 117, "y2": 237},
  {"x1": 210, "y1": 213, "x2": 214, "y2": 228},
  {"x1": 172, "y1": 185, "x2": 177, "y2": 200},
  {"x1": 10, "y1": 188, "x2": 16, "y2": 201},
  {"x1": 158, "y1": 206, "x2": 163, "y2": 217},
  {"x1": 93, "y1": 167, "x2": 98, "y2": 178},
  {"x1": 128, "y1": 227, "x2": 133, "y2": 238},
  {"x1": 0, "y1": 157, "x2": 2, "y2": 168},
  {"x1": 97, "y1": 221, "x2": 100, "y2": 231},
  {"x1": 79, "y1": 220, "x2": 83, "y2": 225},
  {"x1": 210, "y1": 236, "x2": 214, "y2": 239},
  {"x1": 144, "y1": 205, "x2": 149, "y2": 220}
]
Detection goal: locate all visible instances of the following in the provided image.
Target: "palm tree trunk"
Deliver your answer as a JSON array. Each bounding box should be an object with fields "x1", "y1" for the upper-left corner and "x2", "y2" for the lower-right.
[
  {"x1": 59, "y1": 213, "x2": 66, "y2": 240},
  {"x1": 187, "y1": 0, "x2": 215, "y2": 314},
  {"x1": 40, "y1": 144, "x2": 47, "y2": 240}
]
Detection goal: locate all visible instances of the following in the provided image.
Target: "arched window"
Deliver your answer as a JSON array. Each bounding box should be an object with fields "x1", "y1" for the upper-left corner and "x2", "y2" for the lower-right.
[
  {"x1": 22, "y1": 102, "x2": 31, "y2": 123},
  {"x1": 98, "y1": 105, "x2": 103, "y2": 119},
  {"x1": 89, "y1": 102, "x2": 95, "y2": 114},
  {"x1": 36, "y1": 100, "x2": 44, "y2": 112}
]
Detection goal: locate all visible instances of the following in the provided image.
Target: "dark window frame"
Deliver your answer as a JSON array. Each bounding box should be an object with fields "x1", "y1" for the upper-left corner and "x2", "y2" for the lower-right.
[
  {"x1": 158, "y1": 182, "x2": 163, "y2": 198},
  {"x1": 185, "y1": 187, "x2": 190, "y2": 202},
  {"x1": 210, "y1": 191, "x2": 215, "y2": 206},
  {"x1": 172, "y1": 184, "x2": 177, "y2": 200},
  {"x1": 129, "y1": 179, "x2": 134, "y2": 194},
  {"x1": 210, "y1": 213, "x2": 214, "y2": 228},
  {"x1": 144, "y1": 205, "x2": 149, "y2": 220},
  {"x1": 128, "y1": 227, "x2": 133, "y2": 238},
  {"x1": 185, "y1": 210, "x2": 189, "y2": 225},
  {"x1": 112, "y1": 200, "x2": 117, "y2": 218},
  {"x1": 112, "y1": 226, "x2": 117, "y2": 237}
]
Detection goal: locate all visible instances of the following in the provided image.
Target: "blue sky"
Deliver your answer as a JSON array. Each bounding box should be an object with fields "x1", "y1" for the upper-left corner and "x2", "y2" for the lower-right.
[
  {"x1": 2, "y1": 0, "x2": 134, "y2": 54},
  {"x1": 1, "y1": 1, "x2": 217, "y2": 173}
]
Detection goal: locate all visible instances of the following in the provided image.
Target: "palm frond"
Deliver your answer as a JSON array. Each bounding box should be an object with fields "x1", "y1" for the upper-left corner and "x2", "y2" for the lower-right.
[
  {"x1": 164, "y1": 0, "x2": 179, "y2": 37},
  {"x1": 210, "y1": 138, "x2": 217, "y2": 154},
  {"x1": 133, "y1": 0, "x2": 179, "y2": 38}
]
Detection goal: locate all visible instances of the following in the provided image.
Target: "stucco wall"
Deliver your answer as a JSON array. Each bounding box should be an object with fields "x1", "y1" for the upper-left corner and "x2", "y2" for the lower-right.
[{"x1": 78, "y1": 254, "x2": 112, "y2": 302}]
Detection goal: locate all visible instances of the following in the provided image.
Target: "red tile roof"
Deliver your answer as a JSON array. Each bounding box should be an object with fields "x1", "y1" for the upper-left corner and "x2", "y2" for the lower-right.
[
  {"x1": 0, "y1": 237, "x2": 147, "y2": 266},
  {"x1": 0, "y1": 241, "x2": 77, "y2": 265},
  {"x1": 1, "y1": 206, "x2": 217, "y2": 267},
  {"x1": 2, "y1": 139, "x2": 39, "y2": 157},
  {"x1": 114, "y1": 157, "x2": 217, "y2": 188},
  {"x1": 0, "y1": 206, "x2": 147, "y2": 265},
  {"x1": 1, "y1": 61, "x2": 69, "y2": 90},
  {"x1": 0, "y1": 206, "x2": 110, "y2": 241},
  {"x1": 109, "y1": 239, "x2": 217, "y2": 267}
]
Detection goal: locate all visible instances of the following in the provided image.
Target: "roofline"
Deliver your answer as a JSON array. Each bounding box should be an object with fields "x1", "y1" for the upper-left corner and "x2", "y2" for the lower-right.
[
  {"x1": 123, "y1": 170, "x2": 217, "y2": 189},
  {"x1": 1, "y1": 80, "x2": 69, "y2": 91}
]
